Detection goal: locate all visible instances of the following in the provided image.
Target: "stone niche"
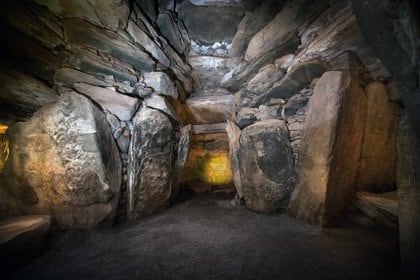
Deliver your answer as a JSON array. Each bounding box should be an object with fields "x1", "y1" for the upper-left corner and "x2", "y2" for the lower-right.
[{"x1": 0, "y1": 92, "x2": 122, "y2": 230}]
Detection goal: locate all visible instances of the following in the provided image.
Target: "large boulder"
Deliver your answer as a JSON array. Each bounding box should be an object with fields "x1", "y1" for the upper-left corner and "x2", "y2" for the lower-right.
[
  {"x1": 238, "y1": 119, "x2": 294, "y2": 213},
  {"x1": 288, "y1": 71, "x2": 366, "y2": 226},
  {"x1": 127, "y1": 107, "x2": 176, "y2": 219},
  {"x1": 0, "y1": 92, "x2": 122, "y2": 229},
  {"x1": 226, "y1": 121, "x2": 243, "y2": 198},
  {"x1": 356, "y1": 81, "x2": 401, "y2": 192}
]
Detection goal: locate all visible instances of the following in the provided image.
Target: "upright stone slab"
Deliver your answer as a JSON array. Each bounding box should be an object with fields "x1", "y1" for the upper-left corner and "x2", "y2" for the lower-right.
[
  {"x1": 0, "y1": 92, "x2": 121, "y2": 230},
  {"x1": 128, "y1": 107, "x2": 175, "y2": 220},
  {"x1": 170, "y1": 124, "x2": 192, "y2": 201},
  {"x1": 397, "y1": 113, "x2": 420, "y2": 278},
  {"x1": 288, "y1": 71, "x2": 366, "y2": 226},
  {"x1": 238, "y1": 119, "x2": 294, "y2": 213},
  {"x1": 356, "y1": 81, "x2": 401, "y2": 192},
  {"x1": 226, "y1": 120, "x2": 243, "y2": 199}
]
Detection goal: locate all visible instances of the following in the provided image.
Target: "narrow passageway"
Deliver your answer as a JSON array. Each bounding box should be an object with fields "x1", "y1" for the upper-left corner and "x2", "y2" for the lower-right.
[{"x1": 7, "y1": 191, "x2": 399, "y2": 280}]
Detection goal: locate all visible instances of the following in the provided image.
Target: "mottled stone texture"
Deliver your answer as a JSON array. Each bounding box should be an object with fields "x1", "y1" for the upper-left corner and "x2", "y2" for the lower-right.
[
  {"x1": 226, "y1": 120, "x2": 242, "y2": 198},
  {"x1": 239, "y1": 119, "x2": 294, "y2": 213},
  {"x1": 0, "y1": 92, "x2": 121, "y2": 229},
  {"x1": 289, "y1": 71, "x2": 366, "y2": 226},
  {"x1": 127, "y1": 107, "x2": 176, "y2": 220},
  {"x1": 397, "y1": 113, "x2": 420, "y2": 279},
  {"x1": 356, "y1": 82, "x2": 401, "y2": 192}
]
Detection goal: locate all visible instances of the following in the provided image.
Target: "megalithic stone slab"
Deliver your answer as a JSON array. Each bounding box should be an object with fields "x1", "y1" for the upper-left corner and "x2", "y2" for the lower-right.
[
  {"x1": 239, "y1": 119, "x2": 294, "y2": 213},
  {"x1": 127, "y1": 107, "x2": 175, "y2": 220},
  {"x1": 226, "y1": 120, "x2": 243, "y2": 199},
  {"x1": 288, "y1": 71, "x2": 366, "y2": 226}
]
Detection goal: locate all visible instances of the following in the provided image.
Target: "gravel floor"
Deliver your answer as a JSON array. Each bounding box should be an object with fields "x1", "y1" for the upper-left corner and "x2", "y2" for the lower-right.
[{"x1": 6, "y1": 191, "x2": 400, "y2": 280}]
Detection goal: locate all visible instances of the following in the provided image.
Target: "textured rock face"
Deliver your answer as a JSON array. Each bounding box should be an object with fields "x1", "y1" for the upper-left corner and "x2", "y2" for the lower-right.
[
  {"x1": 127, "y1": 107, "x2": 176, "y2": 220},
  {"x1": 288, "y1": 71, "x2": 366, "y2": 226},
  {"x1": 0, "y1": 92, "x2": 121, "y2": 229},
  {"x1": 226, "y1": 121, "x2": 242, "y2": 198},
  {"x1": 356, "y1": 82, "x2": 401, "y2": 192},
  {"x1": 238, "y1": 119, "x2": 294, "y2": 213},
  {"x1": 397, "y1": 113, "x2": 420, "y2": 278},
  {"x1": 177, "y1": 2, "x2": 245, "y2": 45}
]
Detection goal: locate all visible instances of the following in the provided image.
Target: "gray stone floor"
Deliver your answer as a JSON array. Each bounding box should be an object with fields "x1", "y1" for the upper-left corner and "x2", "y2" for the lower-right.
[{"x1": 7, "y1": 191, "x2": 399, "y2": 280}]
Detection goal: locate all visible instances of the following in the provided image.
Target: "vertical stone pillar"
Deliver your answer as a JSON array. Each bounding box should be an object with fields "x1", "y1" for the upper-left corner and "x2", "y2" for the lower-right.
[{"x1": 288, "y1": 71, "x2": 366, "y2": 226}]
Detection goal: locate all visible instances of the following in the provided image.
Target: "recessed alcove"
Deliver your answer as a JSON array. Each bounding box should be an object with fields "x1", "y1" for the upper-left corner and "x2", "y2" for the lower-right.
[{"x1": 0, "y1": 0, "x2": 419, "y2": 278}]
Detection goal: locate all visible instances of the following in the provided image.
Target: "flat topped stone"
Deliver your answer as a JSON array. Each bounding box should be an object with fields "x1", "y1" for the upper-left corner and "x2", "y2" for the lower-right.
[{"x1": 0, "y1": 215, "x2": 50, "y2": 245}]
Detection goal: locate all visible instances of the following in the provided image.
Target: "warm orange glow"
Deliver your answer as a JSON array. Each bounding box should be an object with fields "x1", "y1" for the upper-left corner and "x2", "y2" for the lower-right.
[
  {"x1": 0, "y1": 125, "x2": 7, "y2": 134},
  {"x1": 183, "y1": 149, "x2": 233, "y2": 185},
  {"x1": 0, "y1": 134, "x2": 9, "y2": 172}
]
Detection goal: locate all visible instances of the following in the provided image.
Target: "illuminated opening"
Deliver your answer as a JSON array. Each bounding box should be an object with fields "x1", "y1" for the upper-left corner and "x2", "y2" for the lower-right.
[
  {"x1": 183, "y1": 149, "x2": 233, "y2": 187},
  {"x1": 0, "y1": 125, "x2": 9, "y2": 172}
]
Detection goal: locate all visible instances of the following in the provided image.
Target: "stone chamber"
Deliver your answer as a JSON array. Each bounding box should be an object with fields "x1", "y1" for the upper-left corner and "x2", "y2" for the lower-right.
[{"x1": 0, "y1": 0, "x2": 419, "y2": 279}]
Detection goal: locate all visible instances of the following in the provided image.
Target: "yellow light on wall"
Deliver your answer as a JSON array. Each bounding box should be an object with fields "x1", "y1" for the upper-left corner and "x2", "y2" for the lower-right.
[
  {"x1": 183, "y1": 149, "x2": 233, "y2": 185},
  {"x1": 0, "y1": 125, "x2": 9, "y2": 172}
]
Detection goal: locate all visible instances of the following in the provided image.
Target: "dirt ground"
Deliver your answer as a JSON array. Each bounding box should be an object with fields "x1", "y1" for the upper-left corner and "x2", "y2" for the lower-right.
[{"x1": 6, "y1": 191, "x2": 400, "y2": 280}]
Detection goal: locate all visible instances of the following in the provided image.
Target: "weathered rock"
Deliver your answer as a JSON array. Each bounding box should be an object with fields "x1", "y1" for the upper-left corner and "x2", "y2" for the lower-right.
[
  {"x1": 106, "y1": 113, "x2": 121, "y2": 131},
  {"x1": 177, "y1": 2, "x2": 245, "y2": 45},
  {"x1": 143, "y1": 94, "x2": 179, "y2": 122},
  {"x1": 73, "y1": 83, "x2": 139, "y2": 121},
  {"x1": 170, "y1": 125, "x2": 192, "y2": 201},
  {"x1": 237, "y1": 108, "x2": 257, "y2": 129},
  {"x1": 283, "y1": 94, "x2": 309, "y2": 118},
  {"x1": 33, "y1": 0, "x2": 130, "y2": 31},
  {"x1": 0, "y1": 92, "x2": 121, "y2": 229},
  {"x1": 356, "y1": 82, "x2": 401, "y2": 192},
  {"x1": 64, "y1": 19, "x2": 155, "y2": 72},
  {"x1": 126, "y1": 19, "x2": 171, "y2": 67},
  {"x1": 181, "y1": 92, "x2": 233, "y2": 124},
  {"x1": 68, "y1": 49, "x2": 138, "y2": 85},
  {"x1": 192, "y1": 123, "x2": 227, "y2": 135},
  {"x1": 143, "y1": 72, "x2": 178, "y2": 99},
  {"x1": 156, "y1": 11, "x2": 189, "y2": 54},
  {"x1": 274, "y1": 54, "x2": 295, "y2": 71},
  {"x1": 226, "y1": 120, "x2": 243, "y2": 198},
  {"x1": 255, "y1": 105, "x2": 282, "y2": 121},
  {"x1": 252, "y1": 59, "x2": 329, "y2": 107},
  {"x1": 127, "y1": 107, "x2": 175, "y2": 219},
  {"x1": 288, "y1": 71, "x2": 366, "y2": 226},
  {"x1": 397, "y1": 113, "x2": 420, "y2": 277},
  {"x1": 116, "y1": 128, "x2": 130, "y2": 153},
  {"x1": 54, "y1": 68, "x2": 111, "y2": 88},
  {"x1": 238, "y1": 119, "x2": 294, "y2": 213},
  {"x1": 0, "y1": 66, "x2": 58, "y2": 120},
  {"x1": 352, "y1": 191, "x2": 398, "y2": 228},
  {"x1": 246, "y1": 64, "x2": 284, "y2": 94},
  {"x1": 229, "y1": 0, "x2": 287, "y2": 57},
  {"x1": 135, "y1": 0, "x2": 158, "y2": 21}
]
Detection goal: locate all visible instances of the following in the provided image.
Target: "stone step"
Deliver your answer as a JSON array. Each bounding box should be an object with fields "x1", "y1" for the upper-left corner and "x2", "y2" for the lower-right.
[
  {"x1": 352, "y1": 191, "x2": 398, "y2": 228},
  {"x1": 192, "y1": 122, "x2": 227, "y2": 135}
]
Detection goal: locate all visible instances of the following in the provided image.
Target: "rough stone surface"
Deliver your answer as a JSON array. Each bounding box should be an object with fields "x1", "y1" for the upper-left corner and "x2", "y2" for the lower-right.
[
  {"x1": 0, "y1": 92, "x2": 121, "y2": 230},
  {"x1": 64, "y1": 19, "x2": 155, "y2": 72},
  {"x1": 144, "y1": 94, "x2": 180, "y2": 122},
  {"x1": 283, "y1": 93, "x2": 309, "y2": 118},
  {"x1": 54, "y1": 68, "x2": 111, "y2": 88},
  {"x1": 238, "y1": 119, "x2": 294, "y2": 213},
  {"x1": 236, "y1": 108, "x2": 257, "y2": 129},
  {"x1": 356, "y1": 82, "x2": 401, "y2": 192},
  {"x1": 288, "y1": 71, "x2": 366, "y2": 226},
  {"x1": 252, "y1": 59, "x2": 329, "y2": 106},
  {"x1": 255, "y1": 105, "x2": 282, "y2": 121},
  {"x1": 177, "y1": 3, "x2": 245, "y2": 45},
  {"x1": 156, "y1": 11, "x2": 189, "y2": 55},
  {"x1": 226, "y1": 121, "x2": 242, "y2": 198},
  {"x1": 245, "y1": 64, "x2": 284, "y2": 95},
  {"x1": 170, "y1": 125, "x2": 192, "y2": 201},
  {"x1": 143, "y1": 72, "x2": 178, "y2": 99},
  {"x1": 229, "y1": 0, "x2": 287, "y2": 57},
  {"x1": 32, "y1": 0, "x2": 130, "y2": 31},
  {"x1": 0, "y1": 66, "x2": 58, "y2": 121},
  {"x1": 128, "y1": 107, "x2": 175, "y2": 220},
  {"x1": 73, "y1": 83, "x2": 139, "y2": 121},
  {"x1": 397, "y1": 113, "x2": 420, "y2": 278},
  {"x1": 352, "y1": 191, "x2": 398, "y2": 228}
]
